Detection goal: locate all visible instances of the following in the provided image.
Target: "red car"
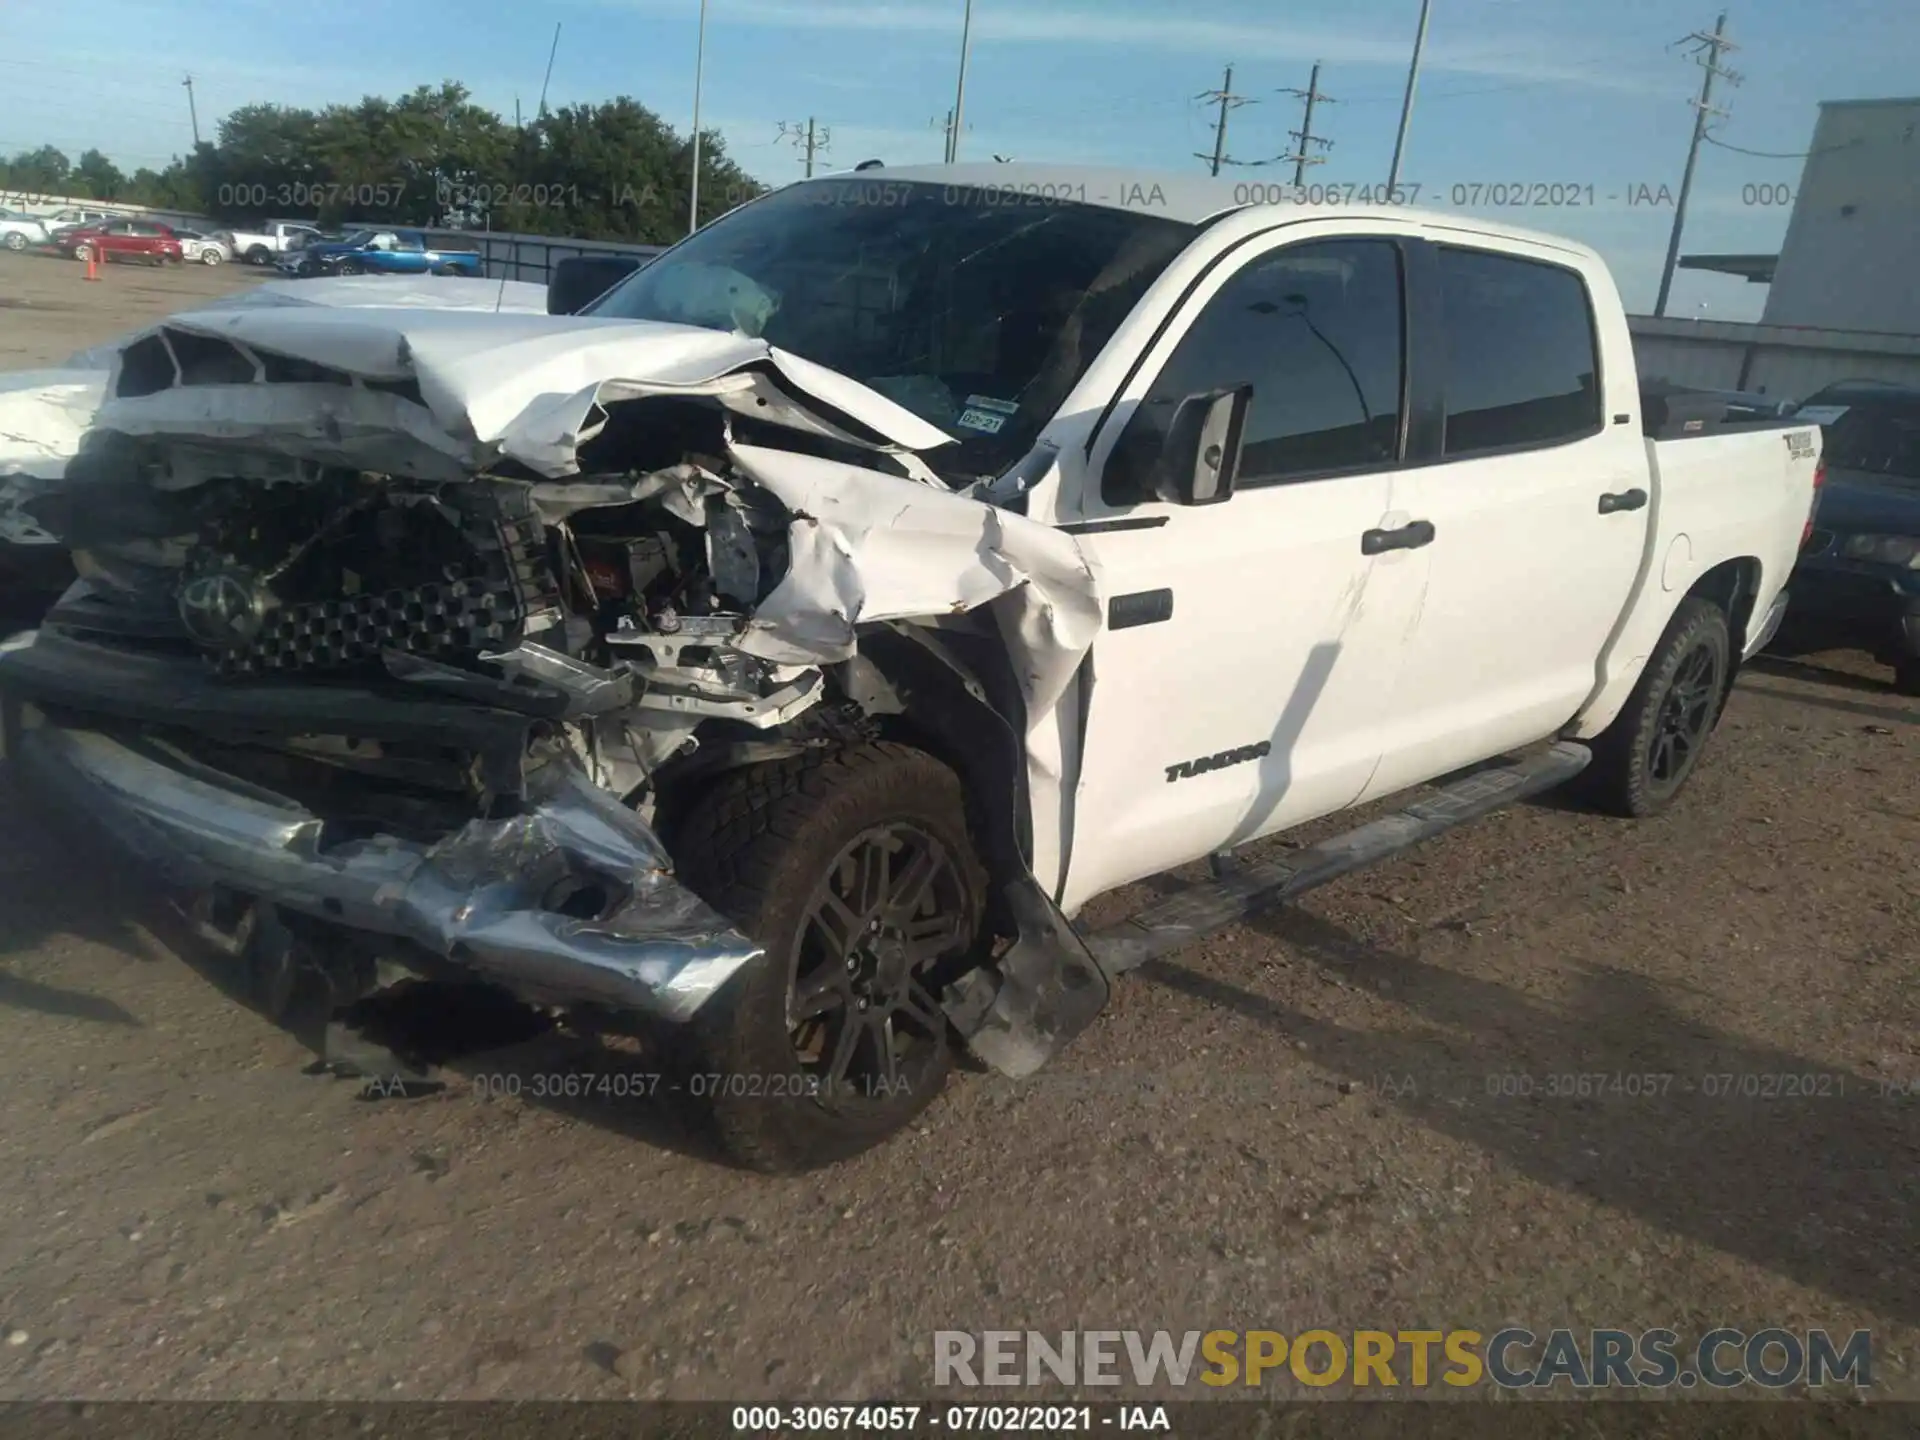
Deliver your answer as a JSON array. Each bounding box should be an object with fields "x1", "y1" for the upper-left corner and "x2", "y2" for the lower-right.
[{"x1": 60, "y1": 219, "x2": 184, "y2": 266}]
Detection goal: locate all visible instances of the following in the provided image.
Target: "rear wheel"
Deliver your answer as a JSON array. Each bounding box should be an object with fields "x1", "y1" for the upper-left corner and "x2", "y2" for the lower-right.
[
  {"x1": 3, "y1": 232, "x2": 25, "y2": 251},
  {"x1": 1581, "y1": 597, "x2": 1731, "y2": 817},
  {"x1": 245, "y1": 245, "x2": 271, "y2": 265},
  {"x1": 1893, "y1": 657, "x2": 1920, "y2": 697},
  {"x1": 73, "y1": 243, "x2": 94, "y2": 263},
  {"x1": 669, "y1": 744, "x2": 987, "y2": 1172}
]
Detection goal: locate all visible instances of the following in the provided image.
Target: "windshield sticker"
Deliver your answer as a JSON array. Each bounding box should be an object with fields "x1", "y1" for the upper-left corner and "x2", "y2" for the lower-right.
[
  {"x1": 956, "y1": 407, "x2": 1008, "y2": 434},
  {"x1": 963, "y1": 394, "x2": 1020, "y2": 415}
]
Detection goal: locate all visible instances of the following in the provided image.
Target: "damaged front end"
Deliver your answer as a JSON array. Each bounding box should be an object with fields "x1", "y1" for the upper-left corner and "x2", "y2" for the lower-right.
[{"x1": 0, "y1": 310, "x2": 1111, "y2": 1076}]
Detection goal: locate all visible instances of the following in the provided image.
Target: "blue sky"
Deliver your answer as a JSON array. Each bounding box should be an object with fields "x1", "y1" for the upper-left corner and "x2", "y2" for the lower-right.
[{"x1": 3, "y1": 0, "x2": 1914, "y2": 317}]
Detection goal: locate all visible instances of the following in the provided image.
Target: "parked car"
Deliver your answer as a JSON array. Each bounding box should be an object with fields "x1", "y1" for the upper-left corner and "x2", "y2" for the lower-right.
[
  {"x1": 0, "y1": 164, "x2": 1820, "y2": 1172},
  {"x1": 42, "y1": 205, "x2": 116, "y2": 231},
  {"x1": 57, "y1": 219, "x2": 184, "y2": 266},
  {"x1": 1782, "y1": 380, "x2": 1920, "y2": 692},
  {"x1": 171, "y1": 227, "x2": 232, "y2": 266},
  {"x1": 290, "y1": 227, "x2": 484, "y2": 277},
  {"x1": 219, "y1": 220, "x2": 327, "y2": 266},
  {"x1": 0, "y1": 208, "x2": 51, "y2": 252}
]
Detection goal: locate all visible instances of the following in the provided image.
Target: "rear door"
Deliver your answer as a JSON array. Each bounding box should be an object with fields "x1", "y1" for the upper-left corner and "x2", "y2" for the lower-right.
[
  {"x1": 1360, "y1": 238, "x2": 1650, "y2": 800},
  {"x1": 1057, "y1": 230, "x2": 1430, "y2": 911},
  {"x1": 97, "y1": 220, "x2": 137, "y2": 255}
]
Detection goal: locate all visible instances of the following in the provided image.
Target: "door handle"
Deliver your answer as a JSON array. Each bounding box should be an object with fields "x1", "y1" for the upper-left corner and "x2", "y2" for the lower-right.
[
  {"x1": 1598, "y1": 488, "x2": 1648, "y2": 514},
  {"x1": 1361, "y1": 520, "x2": 1435, "y2": 555}
]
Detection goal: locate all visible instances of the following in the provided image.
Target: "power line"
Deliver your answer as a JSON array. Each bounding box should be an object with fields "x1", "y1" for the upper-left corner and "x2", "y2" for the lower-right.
[
  {"x1": 1195, "y1": 64, "x2": 1255, "y2": 175},
  {"x1": 1278, "y1": 63, "x2": 1336, "y2": 187},
  {"x1": 1701, "y1": 133, "x2": 1856, "y2": 160},
  {"x1": 1654, "y1": 11, "x2": 1742, "y2": 317}
]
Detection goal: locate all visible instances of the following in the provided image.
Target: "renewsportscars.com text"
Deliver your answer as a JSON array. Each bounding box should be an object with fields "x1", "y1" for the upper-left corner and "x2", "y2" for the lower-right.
[{"x1": 933, "y1": 1328, "x2": 1872, "y2": 1390}]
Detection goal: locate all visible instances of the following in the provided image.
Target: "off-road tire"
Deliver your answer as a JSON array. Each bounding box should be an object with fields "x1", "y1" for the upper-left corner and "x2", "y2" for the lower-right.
[
  {"x1": 245, "y1": 245, "x2": 271, "y2": 265},
  {"x1": 669, "y1": 743, "x2": 986, "y2": 1172},
  {"x1": 1581, "y1": 597, "x2": 1731, "y2": 818}
]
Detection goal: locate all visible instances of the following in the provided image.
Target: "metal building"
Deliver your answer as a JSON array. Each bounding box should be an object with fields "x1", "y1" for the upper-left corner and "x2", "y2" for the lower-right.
[{"x1": 1760, "y1": 96, "x2": 1920, "y2": 332}]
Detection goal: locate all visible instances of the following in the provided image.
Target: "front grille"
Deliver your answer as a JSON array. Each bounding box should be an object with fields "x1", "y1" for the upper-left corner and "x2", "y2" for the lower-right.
[
  {"x1": 219, "y1": 576, "x2": 528, "y2": 675},
  {"x1": 209, "y1": 483, "x2": 562, "y2": 677}
]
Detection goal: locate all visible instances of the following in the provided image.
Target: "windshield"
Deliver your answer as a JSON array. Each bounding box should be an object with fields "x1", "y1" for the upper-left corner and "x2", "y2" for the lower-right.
[
  {"x1": 585, "y1": 177, "x2": 1198, "y2": 482},
  {"x1": 1819, "y1": 398, "x2": 1920, "y2": 482},
  {"x1": 341, "y1": 229, "x2": 377, "y2": 247}
]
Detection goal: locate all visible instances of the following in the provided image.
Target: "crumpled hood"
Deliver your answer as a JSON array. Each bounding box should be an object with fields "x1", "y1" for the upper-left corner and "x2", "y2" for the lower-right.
[{"x1": 89, "y1": 307, "x2": 958, "y2": 478}]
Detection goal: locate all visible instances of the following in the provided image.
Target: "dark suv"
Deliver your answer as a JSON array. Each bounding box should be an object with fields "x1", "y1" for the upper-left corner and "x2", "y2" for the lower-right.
[{"x1": 1787, "y1": 380, "x2": 1920, "y2": 693}]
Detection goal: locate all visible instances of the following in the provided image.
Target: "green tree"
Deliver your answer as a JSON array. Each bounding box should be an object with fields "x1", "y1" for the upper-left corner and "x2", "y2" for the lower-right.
[
  {"x1": 2, "y1": 145, "x2": 72, "y2": 193},
  {"x1": 71, "y1": 149, "x2": 126, "y2": 200}
]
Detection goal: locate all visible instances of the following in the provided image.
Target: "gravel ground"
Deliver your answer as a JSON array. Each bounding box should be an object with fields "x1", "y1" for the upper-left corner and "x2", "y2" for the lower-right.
[
  {"x1": 0, "y1": 255, "x2": 1914, "y2": 1405},
  {"x1": 0, "y1": 248, "x2": 265, "y2": 368}
]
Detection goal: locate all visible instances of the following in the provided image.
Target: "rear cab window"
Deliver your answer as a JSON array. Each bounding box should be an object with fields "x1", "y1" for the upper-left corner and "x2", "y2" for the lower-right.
[{"x1": 1437, "y1": 246, "x2": 1602, "y2": 457}]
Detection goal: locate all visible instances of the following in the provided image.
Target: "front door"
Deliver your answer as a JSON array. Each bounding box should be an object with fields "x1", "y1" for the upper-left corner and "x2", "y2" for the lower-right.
[{"x1": 1054, "y1": 232, "x2": 1427, "y2": 913}]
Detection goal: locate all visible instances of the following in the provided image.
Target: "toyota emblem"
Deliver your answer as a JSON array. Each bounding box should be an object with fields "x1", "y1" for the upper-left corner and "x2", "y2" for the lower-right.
[{"x1": 178, "y1": 570, "x2": 266, "y2": 648}]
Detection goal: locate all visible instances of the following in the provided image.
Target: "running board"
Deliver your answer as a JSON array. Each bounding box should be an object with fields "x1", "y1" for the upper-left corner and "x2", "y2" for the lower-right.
[{"x1": 1084, "y1": 741, "x2": 1592, "y2": 975}]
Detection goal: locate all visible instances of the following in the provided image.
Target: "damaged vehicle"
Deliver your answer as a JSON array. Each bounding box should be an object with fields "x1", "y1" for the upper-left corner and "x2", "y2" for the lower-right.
[{"x1": 0, "y1": 164, "x2": 1822, "y2": 1171}]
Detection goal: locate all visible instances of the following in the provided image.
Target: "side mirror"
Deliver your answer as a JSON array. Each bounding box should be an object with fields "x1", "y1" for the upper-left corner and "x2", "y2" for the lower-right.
[
  {"x1": 1158, "y1": 385, "x2": 1250, "y2": 505},
  {"x1": 548, "y1": 254, "x2": 645, "y2": 315}
]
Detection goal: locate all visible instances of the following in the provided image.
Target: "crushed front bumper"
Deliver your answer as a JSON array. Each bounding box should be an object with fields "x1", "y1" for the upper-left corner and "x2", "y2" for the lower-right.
[{"x1": 4, "y1": 712, "x2": 762, "y2": 1021}]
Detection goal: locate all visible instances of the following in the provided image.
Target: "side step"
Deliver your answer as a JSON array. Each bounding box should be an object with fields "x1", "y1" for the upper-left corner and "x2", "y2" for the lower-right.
[{"x1": 1084, "y1": 741, "x2": 1592, "y2": 975}]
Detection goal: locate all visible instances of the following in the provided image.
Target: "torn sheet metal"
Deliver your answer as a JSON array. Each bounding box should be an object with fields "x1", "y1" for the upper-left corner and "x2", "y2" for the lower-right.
[
  {"x1": 13, "y1": 721, "x2": 762, "y2": 1022},
  {"x1": 725, "y1": 442, "x2": 1104, "y2": 724},
  {"x1": 58, "y1": 276, "x2": 550, "y2": 370},
  {"x1": 0, "y1": 370, "x2": 109, "y2": 542},
  {"x1": 82, "y1": 309, "x2": 955, "y2": 479}
]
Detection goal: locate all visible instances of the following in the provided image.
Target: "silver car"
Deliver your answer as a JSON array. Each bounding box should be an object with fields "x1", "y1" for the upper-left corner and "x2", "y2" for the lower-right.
[{"x1": 172, "y1": 227, "x2": 233, "y2": 266}]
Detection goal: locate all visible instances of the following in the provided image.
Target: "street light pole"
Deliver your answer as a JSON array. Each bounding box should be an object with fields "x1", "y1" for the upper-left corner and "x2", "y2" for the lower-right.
[
  {"x1": 1386, "y1": 0, "x2": 1432, "y2": 193},
  {"x1": 688, "y1": 0, "x2": 709, "y2": 235},
  {"x1": 947, "y1": 0, "x2": 974, "y2": 163}
]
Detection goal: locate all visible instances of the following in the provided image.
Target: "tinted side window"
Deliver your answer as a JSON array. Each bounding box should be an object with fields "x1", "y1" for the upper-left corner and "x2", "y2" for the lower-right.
[
  {"x1": 1105, "y1": 239, "x2": 1404, "y2": 504},
  {"x1": 1439, "y1": 247, "x2": 1601, "y2": 456}
]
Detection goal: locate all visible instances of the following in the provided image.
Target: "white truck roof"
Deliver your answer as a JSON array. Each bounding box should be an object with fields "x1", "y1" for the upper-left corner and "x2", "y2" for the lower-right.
[{"x1": 829, "y1": 161, "x2": 1600, "y2": 261}]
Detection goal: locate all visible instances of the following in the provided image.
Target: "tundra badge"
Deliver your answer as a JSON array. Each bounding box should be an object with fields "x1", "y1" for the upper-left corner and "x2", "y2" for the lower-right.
[{"x1": 1165, "y1": 741, "x2": 1271, "y2": 783}]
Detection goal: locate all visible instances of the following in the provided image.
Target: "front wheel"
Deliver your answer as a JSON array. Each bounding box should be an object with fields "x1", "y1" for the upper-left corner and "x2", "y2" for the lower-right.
[
  {"x1": 669, "y1": 744, "x2": 987, "y2": 1172},
  {"x1": 3, "y1": 232, "x2": 25, "y2": 251},
  {"x1": 1580, "y1": 597, "x2": 1731, "y2": 818},
  {"x1": 1893, "y1": 657, "x2": 1920, "y2": 697},
  {"x1": 72, "y1": 243, "x2": 94, "y2": 263},
  {"x1": 335, "y1": 259, "x2": 363, "y2": 275},
  {"x1": 200, "y1": 248, "x2": 224, "y2": 265}
]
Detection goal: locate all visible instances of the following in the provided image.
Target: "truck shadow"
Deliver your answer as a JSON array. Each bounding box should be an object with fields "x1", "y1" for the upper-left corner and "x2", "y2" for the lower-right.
[{"x1": 1138, "y1": 904, "x2": 1918, "y2": 1326}]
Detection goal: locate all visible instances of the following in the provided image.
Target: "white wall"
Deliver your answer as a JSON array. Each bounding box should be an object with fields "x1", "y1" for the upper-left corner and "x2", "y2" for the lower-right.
[
  {"x1": 1630, "y1": 315, "x2": 1920, "y2": 402},
  {"x1": 0, "y1": 189, "x2": 212, "y2": 232},
  {"x1": 1763, "y1": 99, "x2": 1920, "y2": 333}
]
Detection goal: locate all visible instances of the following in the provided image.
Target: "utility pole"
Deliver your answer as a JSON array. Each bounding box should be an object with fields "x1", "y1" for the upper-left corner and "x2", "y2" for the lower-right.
[
  {"x1": 780, "y1": 118, "x2": 831, "y2": 178},
  {"x1": 1654, "y1": 11, "x2": 1741, "y2": 317},
  {"x1": 947, "y1": 0, "x2": 974, "y2": 162},
  {"x1": 182, "y1": 75, "x2": 201, "y2": 147},
  {"x1": 1386, "y1": 0, "x2": 1432, "y2": 193},
  {"x1": 1279, "y1": 63, "x2": 1336, "y2": 186},
  {"x1": 536, "y1": 23, "x2": 562, "y2": 118},
  {"x1": 1195, "y1": 65, "x2": 1252, "y2": 176},
  {"x1": 688, "y1": 0, "x2": 709, "y2": 235}
]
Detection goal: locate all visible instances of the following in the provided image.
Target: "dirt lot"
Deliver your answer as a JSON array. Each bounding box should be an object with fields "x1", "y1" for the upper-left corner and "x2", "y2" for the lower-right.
[
  {"x1": 0, "y1": 258, "x2": 1914, "y2": 1405},
  {"x1": 0, "y1": 249, "x2": 268, "y2": 368}
]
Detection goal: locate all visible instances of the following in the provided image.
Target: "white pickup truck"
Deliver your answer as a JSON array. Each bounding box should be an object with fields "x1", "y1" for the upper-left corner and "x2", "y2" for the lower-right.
[
  {"x1": 0, "y1": 164, "x2": 1820, "y2": 1171},
  {"x1": 214, "y1": 219, "x2": 326, "y2": 265}
]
